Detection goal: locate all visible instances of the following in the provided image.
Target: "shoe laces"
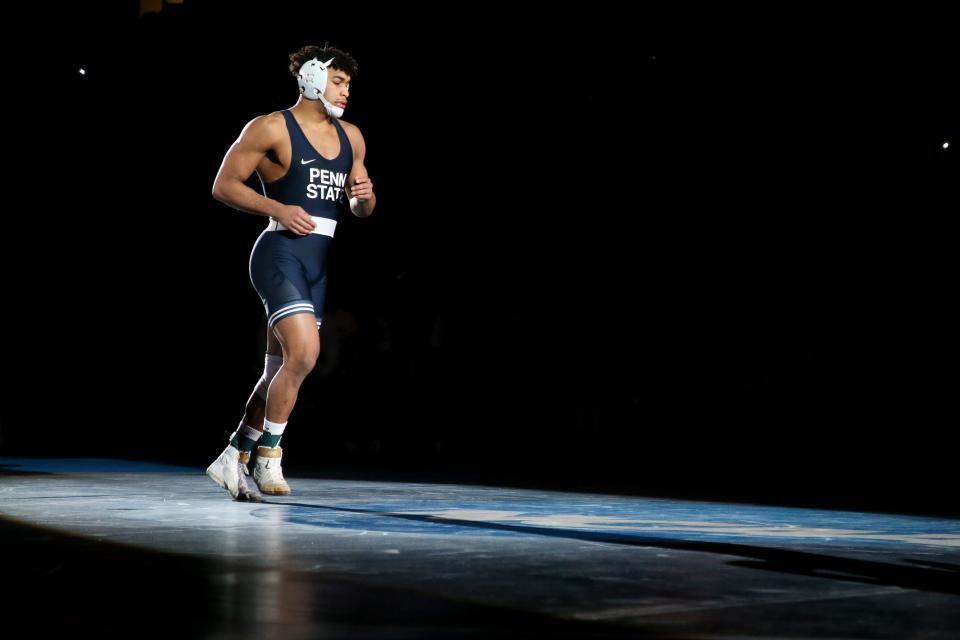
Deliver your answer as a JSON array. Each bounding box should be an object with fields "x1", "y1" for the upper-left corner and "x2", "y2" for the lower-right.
[
  {"x1": 237, "y1": 463, "x2": 256, "y2": 493},
  {"x1": 260, "y1": 459, "x2": 286, "y2": 482}
]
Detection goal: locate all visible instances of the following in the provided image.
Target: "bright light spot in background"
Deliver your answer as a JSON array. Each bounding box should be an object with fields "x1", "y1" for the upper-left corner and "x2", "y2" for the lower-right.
[
  {"x1": 79, "y1": 68, "x2": 86, "y2": 76},
  {"x1": 944, "y1": 141, "x2": 950, "y2": 150}
]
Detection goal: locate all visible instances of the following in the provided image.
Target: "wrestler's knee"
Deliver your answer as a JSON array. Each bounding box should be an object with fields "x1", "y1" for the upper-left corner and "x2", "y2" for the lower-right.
[{"x1": 284, "y1": 346, "x2": 319, "y2": 378}]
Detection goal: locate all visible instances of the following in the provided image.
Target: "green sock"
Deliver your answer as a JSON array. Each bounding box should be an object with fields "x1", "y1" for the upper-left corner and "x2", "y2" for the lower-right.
[
  {"x1": 229, "y1": 422, "x2": 262, "y2": 452},
  {"x1": 261, "y1": 418, "x2": 287, "y2": 448}
]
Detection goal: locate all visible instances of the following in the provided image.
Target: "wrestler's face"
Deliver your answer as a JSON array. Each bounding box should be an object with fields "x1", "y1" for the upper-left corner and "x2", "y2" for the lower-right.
[{"x1": 325, "y1": 68, "x2": 351, "y2": 112}]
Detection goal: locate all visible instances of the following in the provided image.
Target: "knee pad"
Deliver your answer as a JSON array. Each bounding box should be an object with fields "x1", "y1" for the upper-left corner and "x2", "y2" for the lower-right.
[{"x1": 254, "y1": 354, "x2": 284, "y2": 400}]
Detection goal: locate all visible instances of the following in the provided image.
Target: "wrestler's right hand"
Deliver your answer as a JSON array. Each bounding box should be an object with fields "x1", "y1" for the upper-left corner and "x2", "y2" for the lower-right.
[{"x1": 275, "y1": 204, "x2": 317, "y2": 236}]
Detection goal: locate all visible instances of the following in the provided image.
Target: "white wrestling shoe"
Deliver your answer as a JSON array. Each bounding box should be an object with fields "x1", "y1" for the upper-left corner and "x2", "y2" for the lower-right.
[
  {"x1": 253, "y1": 446, "x2": 291, "y2": 495},
  {"x1": 206, "y1": 445, "x2": 261, "y2": 502}
]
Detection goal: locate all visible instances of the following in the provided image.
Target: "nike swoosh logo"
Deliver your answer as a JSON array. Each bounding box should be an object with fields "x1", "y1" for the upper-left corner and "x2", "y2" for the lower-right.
[{"x1": 301, "y1": 158, "x2": 317, "y2": 165}]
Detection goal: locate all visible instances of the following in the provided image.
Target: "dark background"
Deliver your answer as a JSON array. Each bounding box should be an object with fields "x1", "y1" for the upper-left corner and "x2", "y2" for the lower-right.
[{"x1": 1, "y1": 2, "x2": 956, "y2": 515}]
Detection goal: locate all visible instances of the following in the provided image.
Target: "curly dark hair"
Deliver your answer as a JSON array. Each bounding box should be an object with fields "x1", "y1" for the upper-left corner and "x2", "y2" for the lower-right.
[{"x1": 288, "y1": 44, "x2": 358, "y2": 79}]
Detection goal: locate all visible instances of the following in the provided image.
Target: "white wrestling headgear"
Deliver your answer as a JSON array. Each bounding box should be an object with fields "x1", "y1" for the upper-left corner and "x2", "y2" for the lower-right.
[{"x1": 297, "y1": 57, "x2": 344, "y2": 119}]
